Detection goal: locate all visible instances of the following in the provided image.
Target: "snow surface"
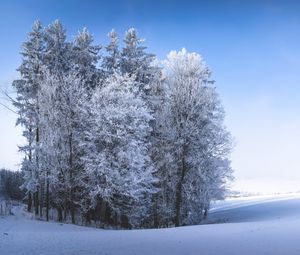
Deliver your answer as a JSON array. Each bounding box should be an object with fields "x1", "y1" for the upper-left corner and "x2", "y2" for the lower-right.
[{"x1": 1, "y1": 194, "x2": 300, "y2": 255}]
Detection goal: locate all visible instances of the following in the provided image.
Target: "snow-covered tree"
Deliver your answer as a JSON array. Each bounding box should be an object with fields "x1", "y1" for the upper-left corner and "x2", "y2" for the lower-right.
[
  {"x1": 102, "y1": 29, "x2": 120, "y2": 76},
  {"x1": 13, "y1": 20, "x2": 45, "y2": 214},
  {"x1": 0, "y1": 169, "x2": 24, "y2": 201},
  {"x1": 38, "y1": 70, "x2": 87, "y2": 222},
  {"x1": 155, "y1": 48, "x2": 232, "y2": 226},
  {"x1": 82, "y1": 74, "x2": 156, "y2": 228},
  {"x1": 13, "y1": 21, "x2": 232, "y2": 229},
  {"x1": 43, "y1": 20, "x2": 71, "y2": 77},
  {"x1": 120, "y1": 28, "x2": 159, "y2": 95},
  {"x1": 72, "y1": 27, "x2": 101, "y2": 90}
]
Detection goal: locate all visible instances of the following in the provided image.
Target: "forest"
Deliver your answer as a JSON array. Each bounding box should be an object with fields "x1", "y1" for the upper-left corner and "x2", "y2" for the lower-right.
[{"x1": 10, "y1": 20, "x2": 232, "y2": 229}]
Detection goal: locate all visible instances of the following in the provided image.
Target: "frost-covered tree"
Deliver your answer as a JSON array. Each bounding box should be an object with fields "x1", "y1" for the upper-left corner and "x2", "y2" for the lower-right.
[
  {"x1": 39, "y1": 70, "x2": 87, "y2": 223},
  {"x1": 12, "y1": 20, "x2": 45, "y2": 214},
  {"x1": 102, "y1": 29, "x2": 120, "y2": 76},
  {"x1": 43, "y1": 20, "x2": 71, "y2": 77},
  {"x1": 155, "y1": 49, "x2": 232, "y2": 226},
  {"x1": 82, "y1": 74, "x2": 156, "y2": 228},
  {"x1": 120, "y1": 28, "x2": 159, "y2": 94},
  {"x1": 13, "y1": 21, "x2": 232, "y2": 229},
  {"x1": 72, "y1": 27, "x2": 101, "y2": 90},
  {"x1": 0, "y1": 169, "x2": 24, "y2": 201}
]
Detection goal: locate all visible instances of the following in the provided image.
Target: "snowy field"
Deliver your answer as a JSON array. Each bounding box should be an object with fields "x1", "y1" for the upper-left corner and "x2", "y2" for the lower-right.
[{"x1": 1, "y1": 194, "x2": 300, "y2": 255}]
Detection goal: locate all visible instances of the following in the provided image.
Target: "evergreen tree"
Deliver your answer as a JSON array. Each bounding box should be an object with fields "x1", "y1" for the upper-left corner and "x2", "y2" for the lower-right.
[
  {"x1": 72, "y1": 27, "x2": 101, "y2": 90},
  {"x1": 120, "y1": 28, "x2": 158, "y2": 94},
  {"x1": 102, "y1": 29, "x2": 120, "y2": 76},
  {"x1": 43, "y1": 20, "x2": 71, "y2": 77},
  {"x1": 12, "y1": 20, "x2": 45, "y2": 214}
]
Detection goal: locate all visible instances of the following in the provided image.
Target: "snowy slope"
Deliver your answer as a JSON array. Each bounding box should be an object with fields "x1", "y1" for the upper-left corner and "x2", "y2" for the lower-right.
[
  {"x1": 1, "y1": 195, "x2": 300, "y2": 255},
  {"x1": 207, "y1": 193, "x2": 300, "y2": 224}
]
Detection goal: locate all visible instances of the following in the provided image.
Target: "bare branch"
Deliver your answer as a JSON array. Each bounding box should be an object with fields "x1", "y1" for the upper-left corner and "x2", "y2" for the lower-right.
[
  {"x1": 0, "y1": 86, "x2": 18, "y2": 114},
  {"x1": 0, "y1": 102, "x2": 18, "y2": 114}
]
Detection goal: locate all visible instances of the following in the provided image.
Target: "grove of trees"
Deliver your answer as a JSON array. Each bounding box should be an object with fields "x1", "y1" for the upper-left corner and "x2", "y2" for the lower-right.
[
  {"x1": 12, "y1": 20, "x2": 232, "y2": 228},
  {"x1": 0, "y1": 169, "x2": 24, "y2": 201}
]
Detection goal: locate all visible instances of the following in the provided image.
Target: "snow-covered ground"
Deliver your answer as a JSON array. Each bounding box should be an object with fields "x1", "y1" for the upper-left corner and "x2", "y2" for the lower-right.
[{"x1": 1, "y1": 194, "x2": 300, "y2": 255}]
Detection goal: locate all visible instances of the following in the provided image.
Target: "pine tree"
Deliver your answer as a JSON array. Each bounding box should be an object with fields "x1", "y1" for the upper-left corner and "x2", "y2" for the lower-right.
[
  {"x1": 102, "y1": 29, "x2": 120, "y2": 76},
  {"x1": 120, "y1": 28, "x2": 158, "y2": 94},
  {"x1": 43, "y1": 20, "x2": 71, "y2": 77},
  {"x1": 72, "y1": 27, "x2": 101, "y2": 90},
  {"x1": 13, "y1": 20, "x2": 45, "y2": 214}
]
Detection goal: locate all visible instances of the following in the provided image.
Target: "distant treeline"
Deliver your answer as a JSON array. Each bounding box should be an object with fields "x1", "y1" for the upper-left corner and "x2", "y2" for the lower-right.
[{"x1": 0, "y1": 169, "x2": 24, "y2": 201}]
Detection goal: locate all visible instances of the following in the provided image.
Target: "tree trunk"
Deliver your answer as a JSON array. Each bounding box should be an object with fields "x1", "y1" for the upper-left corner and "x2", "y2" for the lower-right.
[
  {"x1": 39, "y1": 185, "x2": 43, "y2": 218},
  {"x1": 85, "y1": 210, "x2": 91, "y2": 225},
  {"x1": 175, "y1": 145, "x2": 187, "y2": 227},
  {"x1": 46, "y1": 178, "x2": 49, "y2": 221},
  {"x1": 58, "y1": 207, "x2": 63, "y2": 222},
  {"x1": 34, "y1": 191, "x2": 39, "y2": 215},
  {"x1": 153, "y1": 193, "x2": 159, "y2": 228},
  {"x1": 27, "y1": 192, "x2": 32, "y2": 212},
  {"x1": 204, "y1": 208, "x2": 208, "y2": 219},
  {"x1": 113, "y1": 212, "x2": 118, "y2": 226},
  {"x1": 69, "y1": 133, "x2": 75, "y2": 224},
  {"x1": 100, "y1": 199, "x2": 107, "y2": 224},
  {"x1": 70, "y1": 201, "x2": 75, "y2": 224},
  {"x1": 64, "y1": 203, "x2": 67, "y2": 221},
  {"x1": 28, "y1": 126, "x2": 33, "y2": 213},
  {"x1": 36, "y1": 126, "x2": 43, "y2": 218}
]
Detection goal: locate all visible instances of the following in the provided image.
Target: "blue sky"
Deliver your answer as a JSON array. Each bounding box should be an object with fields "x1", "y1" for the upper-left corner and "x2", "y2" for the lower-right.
[{"x1": 1, "y1": 0, "x2": 300, "y2": 193}]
